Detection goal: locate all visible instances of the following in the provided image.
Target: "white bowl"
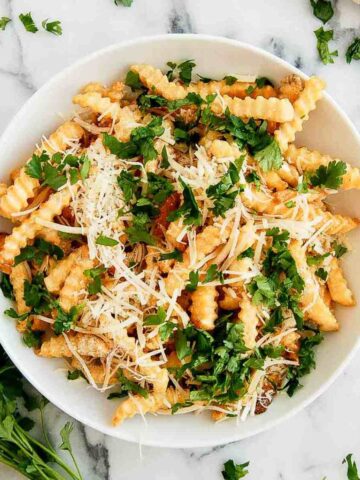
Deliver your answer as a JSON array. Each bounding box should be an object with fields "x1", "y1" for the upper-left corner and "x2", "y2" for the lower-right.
[{"x1": 0, "y1": 34, "x2": 359, "y2": 449}]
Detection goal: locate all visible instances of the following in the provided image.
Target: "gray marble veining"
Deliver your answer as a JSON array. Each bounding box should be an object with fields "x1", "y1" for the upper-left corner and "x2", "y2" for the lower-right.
[{"x1": 0, "y1": 0, "x2": 359, "y2": 479}]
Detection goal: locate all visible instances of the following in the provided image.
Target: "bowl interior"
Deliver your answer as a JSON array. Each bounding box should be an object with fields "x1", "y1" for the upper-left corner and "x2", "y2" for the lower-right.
[{"x1": 0, "y1": 35, "x2": 359, "y2": 448}]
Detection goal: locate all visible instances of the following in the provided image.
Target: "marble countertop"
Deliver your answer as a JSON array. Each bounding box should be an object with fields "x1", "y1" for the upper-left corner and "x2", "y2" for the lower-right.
[{"x1": 0, "y1": 0, "x2": 359, "y2": 478}]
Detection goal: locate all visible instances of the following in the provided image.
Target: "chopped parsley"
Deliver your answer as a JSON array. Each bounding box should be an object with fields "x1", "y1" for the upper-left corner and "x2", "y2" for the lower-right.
[
  {"x1": 124, "y1": 70, "x2": 143, "y2": 90},
  {"x1": 255, "y1": 77, "x2": 274, "y2": 88},
  {"x1": 254, "y1": 138, "x2": 282, "y2": 172},
  {"x1": 223, "y1": 75, "x2": 237, "y2": 86},
  {"x1": 83, "y1": 267, "x2": 106, "y2": 295},
  {"x1": 204, "y1": 264, "x2": 224, "y2": 284},
  {"x1": 0, "y1": 17, "x2": 11, "y2": 31},
  {"x1": 185, "y1": 270, "x2": 199, "y2": 292},
  {"x1": 285, "y1": 200, "x2": 296, "y2": 208},
  {"x1": 222, "y1": 459, "x2": 250, "y2": 480},
  {"x1": 95, "y1": 235, "x2": 119, "y2": 247},
  {"x1": 315, "y1": 267, "x2": 328, "y2": 281},
  {"x1": 14, "y1": 238, "x2": 64, "y2": 266},
  {"x1": 117, "y1": 170, "x2": 140, "y2": 202},
  {"x1": 286, "y1": 332, "x2": 324, "y2": 396},
  {"x1": 310, "y1": 0, "x2": 334, "y2": 24},
  {"x1": 19, "y1": 12, "x2": 38, "y2": 33},
  {"x1": 159, "y1": 249, "x2": 183, "y2": 262},
  {"x1": 306, "y1": 252, "x2": 330, "y2": 266},
  {"x1": 42, "y1": 19, "x2": 62, "y2": 35},
  {"x1": 346, "y1": 38, "x2": 360, "y2": 64},
  {"x1": 0, "y1": 273, "x2": 14, "y2": 300},
  {"x1": 144, "y1": 306, "x2": 166, "y2": 326},
  {"x1": 314, "y1": 27, "x2": 338, "y2": 65},
  {"x1": 161, "y1": 145, "x2": 170, "y2": 168},
  {"x1": 67, "y1": 370, "x2": 83, "y2": 380},
  {"x1": 167, "y1": 178, "x2": 201, "y2": 226},
  {"x1": 103, "y1": 116, "x2": 164, "y2": 163},
  {"x1": 309, "y1": 160, "x2": 347, "y2": 189},
  {"x1": 125, "y1": 226, "x2": 156, "y2": 246},
  {"x1": 206, "y1": 157, "x2": 244, "y2": 216},
  {"x1": 147, "y1": 172, "x2": 174, "y2": 204},
  {"x1": 25, "y1": 151, "x2": 90, "y2": 190},
  {"x1": 297, "y1": 180, "x2": 309, "y2": 193},
  {"x1": 116, "y1": 370, "x2": 148, "y2": 398},
  {"x1": 238, "y1": 247, "x2": 255, "y2": 260},
  {"x1": 333, "y1": 242, "x2": 348, "y2": 258},
  {"x1": 166, "y1": 60, "x2": 196, "y2": 85}
]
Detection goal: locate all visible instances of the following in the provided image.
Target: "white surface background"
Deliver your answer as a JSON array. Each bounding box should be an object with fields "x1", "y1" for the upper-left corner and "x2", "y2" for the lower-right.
[{"x1": 0, "y1": 0, "x2": 359, "y2": 479}]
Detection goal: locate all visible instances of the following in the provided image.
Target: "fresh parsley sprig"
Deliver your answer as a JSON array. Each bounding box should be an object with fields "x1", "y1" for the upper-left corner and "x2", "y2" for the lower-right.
[{"x1": 0, "y1": 346, "x2": 84, "y2": 479}]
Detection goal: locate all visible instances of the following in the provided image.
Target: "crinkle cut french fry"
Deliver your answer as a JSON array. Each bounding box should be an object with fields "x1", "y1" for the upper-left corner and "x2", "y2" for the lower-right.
[
  {"x1": 112, "y1": 387, "x2": 190, "y2": 426},
  {"x1": 10, "y1": 262, "x2": 31, "y2": 314},
  {"x1": 0, "y1": 187, "x2": 75, "y2": 266},
  {"x1": 289, "y1": 240, "x2": 338, "y2": 331},
  {"x1": 0, "y1": 122, "x2": 84, "y2": 219},
  {"x1": 211, "y1": 95, "x2": 294, "y2": 123},
  {"x1": 327, "y1": 257, "x2": 355, "y2": 306},
  {"x1": 274, "y1": 76, "x2": 325, "y2": 152},
  {"x1": 38, "y1": 333, "x2": 111, "y2": 358},
  {"x1": 190, "y1": 285, "x2": 218, "y2": 331}
]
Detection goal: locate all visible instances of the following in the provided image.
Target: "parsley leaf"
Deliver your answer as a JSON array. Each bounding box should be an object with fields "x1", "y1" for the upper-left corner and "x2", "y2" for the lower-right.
[
  {"x1": 14, "y1": 238, "x2": 64, "y2": 266},
  {"x1": 117, "y1": 170, "x2": 140, "y2": 202},
  {"x1": 54, "y1": 304, "x2": 83, "y2": 334},
  {"x1": 117, "y1": 370, "x2": 148, "y2": 398},
  {"x1": 23, "y1": 331, "x2": 41, "y2": 348},
  {"x1": 286, "y1": 333, "x2": 324, "y2": 396},
  {"x1": 306, "y1": 252, "x2": 330, "y2": 266},
  {"x1": 125, "y1": 70, "x2": 143, "y2": 90},
  {"x1": 262, "y1": 344, "x2": 285, "y2": 358},
  {"x1": 223, "y1": 75, "x2": 237, "y2": 86},
  {"x1": 143, "y1": 306, "x2": 167, "y2": 326},
  {"x1": 204, "y1": 264, "x2": 224, "y2": 284},
  {"x1": 67, "y1": 370, "x2": 83, "y2": 380},
  {"x1": 42, "y1": 19, "x2": 62, "y2": 36},
  {"x1": 256, "y1": 77, "x2": 274, "y2": 88},
  {"x1": 346, "y1": 38, "x2": 360, "y2": 64},
  {"x1": 161, "y1": 145, "x2": 170, "y2": 168},
  {"x1": 0, "y1": 17, "x2": 11, "y2": 31},
  {"x1": 310, "y1": 0, "x2": 334, "y2": 24},
  {"x1": 177, "y1": 60, "x2": 196, "y2": 85},
  {"x1": 0, "y1": 273, "x2": 14, "y2": 300},
  {"x1": 343, "y1": 454, "x2": 360, "y2": 480},
  {"x1": 254, "y1": 138, "x2": 282, "y2": 171},
  {"x1": 314, "y1": 27, "x2": 338, "y2": 65},
  {"x1": 175, "y1": 329, "x2": 192, "y2": 360},
  {"x1": 167, "y1": 178, "x2": 201, "y2": 226},
  {"x1": 185, "y1": 270, "x2": 199, "y2": 292},
  {"x1": 315, "y1": 267, "x2": 328, "y2": 281},
  {"x1": 222, "y1": 459, "x2": 250, "y2": 479},
  {"x1": 333, "y1": 242, "x2": 348, "y2": 258},
  {"x1": 147, "y1": 172, "x2": 174, "y2": 204},
  {"x1": 125, "y1": 226, "x2": 156, "y2": 245},
  {"x1": 19, "y1": 12, "x2": 38, "y2": 33},
  {"x1": 95, "y1": 235, "x2": 119, "y2": 247},
  {"x1": 206, "y1": 157, "x2": 244, "y2": 216},
  {"x1": 159, "y1": 249, "x2": 183, "y2": 262},
  {"x1": 309, "y1": 160, "x2": 347, "y2": 189},
  {"x1": 238, "y1": 247, "x2": 255, "y2": 259},
  {"x1": 84, "y1": 266, "x2": 106, "y2": 295},
  {"x1": 4, "y1": 308, "x2": 28, "y2": 321},
  {"x1": 103, "y1": 117, "x2": 164, "y2": 163},
  {"x1": 247, "y1": 274, "x2": 276, "y2": 307}
]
